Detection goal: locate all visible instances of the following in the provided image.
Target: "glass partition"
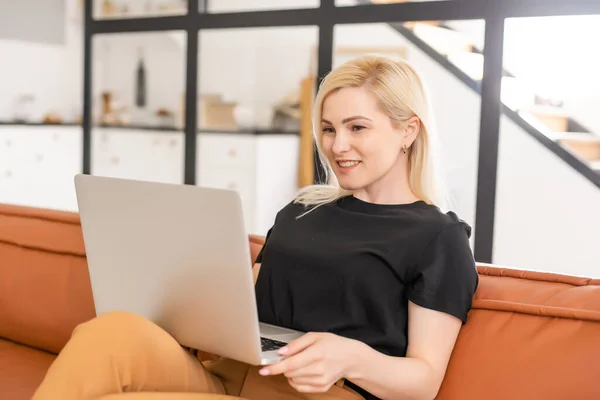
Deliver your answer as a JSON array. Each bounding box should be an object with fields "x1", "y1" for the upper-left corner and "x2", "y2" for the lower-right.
[{"x1": 91, "y1": 31, "x2": 187, "y2": 185}]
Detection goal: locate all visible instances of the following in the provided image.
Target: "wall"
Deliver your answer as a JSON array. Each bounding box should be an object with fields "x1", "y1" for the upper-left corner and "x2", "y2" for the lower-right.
[
  {"x1": 0, "y1": 0, "x2": 82, "y2": 122},
  {"x1": 0, "y1": 0, "x2": 65, "y2": 44},
  {"x1": 494, "y1": 116, "x2": 600, "y2": 277}
]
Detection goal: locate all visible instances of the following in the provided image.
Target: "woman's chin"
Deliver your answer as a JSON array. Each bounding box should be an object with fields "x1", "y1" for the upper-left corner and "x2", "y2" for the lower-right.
[
  {"x1": 331, "y1": 169, "x2": 367, "y2": 191},
  {"x1": 337, "y1": 179, "x2": 363, "y2": 191}
]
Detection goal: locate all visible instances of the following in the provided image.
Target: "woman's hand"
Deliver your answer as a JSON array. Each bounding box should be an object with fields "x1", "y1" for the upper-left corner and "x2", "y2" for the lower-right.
[{"x1": 258, "y1": 332, "x2": 364, "y2": 393}]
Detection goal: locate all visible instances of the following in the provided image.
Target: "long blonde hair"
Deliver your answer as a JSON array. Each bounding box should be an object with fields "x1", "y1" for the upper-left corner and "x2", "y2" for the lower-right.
[{"x1": 294, "y1": 54, "x2": 448, "y2": 212}]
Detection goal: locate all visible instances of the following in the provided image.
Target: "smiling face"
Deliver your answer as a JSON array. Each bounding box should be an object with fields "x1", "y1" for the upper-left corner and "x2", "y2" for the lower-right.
[{"x1": 319, "y1": 86, "x2": 417, "y2": 197}]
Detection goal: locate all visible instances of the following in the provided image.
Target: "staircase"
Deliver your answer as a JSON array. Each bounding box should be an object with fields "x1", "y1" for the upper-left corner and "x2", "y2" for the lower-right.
[{"x1": 392, "y1": 19, "x2": 600, "y2": 175}]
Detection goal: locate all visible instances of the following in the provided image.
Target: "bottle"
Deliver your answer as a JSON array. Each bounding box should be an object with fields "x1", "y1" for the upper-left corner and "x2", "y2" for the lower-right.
[{"x1": 136, "y1": 47, "x2": 146, "y2": 108}]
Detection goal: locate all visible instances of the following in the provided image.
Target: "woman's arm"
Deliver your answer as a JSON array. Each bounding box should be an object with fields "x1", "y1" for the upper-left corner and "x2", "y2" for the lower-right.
[
  {"x1": 263, "y1": 301, "x2": 462, "y2": 400},
  {"x1": 253, "y1": 263, "x2": 261, "y2": 284},
  {"x1": 345, "y1": 301, "x2": 462, "y2": 400}
]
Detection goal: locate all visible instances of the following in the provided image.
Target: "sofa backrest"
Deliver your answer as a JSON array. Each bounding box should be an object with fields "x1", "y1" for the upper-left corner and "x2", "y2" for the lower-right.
[
  {"x1": 438, "y1": 265, "x2": 600, "y2": 399},
  {"x1": 0, "y1": 203, "x2": 266, "y2": 355},
  {"x1": 0, "y1": 204, "x2": 95, "y2": 354}
]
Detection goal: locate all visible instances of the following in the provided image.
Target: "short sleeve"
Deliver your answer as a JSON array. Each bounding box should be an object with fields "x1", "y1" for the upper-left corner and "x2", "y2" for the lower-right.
[
  {"x1": 254, "y1": 227, "x2": 273, "y2": 264},
  {"x1": 407, "y1": 221, "x2": 479, "y2": 323}
]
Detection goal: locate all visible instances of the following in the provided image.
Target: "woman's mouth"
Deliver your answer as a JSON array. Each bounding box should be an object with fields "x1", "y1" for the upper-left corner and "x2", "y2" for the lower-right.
[{"x1": 336, "y1": 160, "x2": 361, "y2": 171}]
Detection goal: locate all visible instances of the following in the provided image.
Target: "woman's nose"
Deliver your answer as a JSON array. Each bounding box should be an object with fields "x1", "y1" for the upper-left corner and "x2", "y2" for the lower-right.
[{"x1": 332, "y1": 133, "x2": 351, "y2": 154}]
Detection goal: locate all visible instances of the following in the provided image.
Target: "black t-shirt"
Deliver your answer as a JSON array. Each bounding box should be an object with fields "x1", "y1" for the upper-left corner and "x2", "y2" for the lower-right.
[{"x1": 254, "y1": 195, "x2": 479, "y2": 400}]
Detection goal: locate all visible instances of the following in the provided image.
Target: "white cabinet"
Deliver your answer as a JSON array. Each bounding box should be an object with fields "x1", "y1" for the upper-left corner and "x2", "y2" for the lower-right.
[
  {"x1": 196, "y1": 132, "x2": 300, "y2": 236},
  {"x1": 0, "y1": 125, "x2": 300, "y2": 236},
  {"x1": 91, "y1": 127, "x2": 184, "y2": 184},
  {"x1": 0, "y1": 125, "x2": 82, "y2": 211}
]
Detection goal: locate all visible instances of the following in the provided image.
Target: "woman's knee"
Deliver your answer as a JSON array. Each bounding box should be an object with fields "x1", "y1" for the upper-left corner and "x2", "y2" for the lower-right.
[{"x1": 72, "y1": 311, "x2": 168, "y2": 349}]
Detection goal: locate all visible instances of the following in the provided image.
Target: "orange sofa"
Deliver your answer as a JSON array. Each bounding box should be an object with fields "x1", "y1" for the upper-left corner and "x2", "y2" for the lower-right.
[{"x1": 1, "y1": 203, "x2": 600, "y2": 400}]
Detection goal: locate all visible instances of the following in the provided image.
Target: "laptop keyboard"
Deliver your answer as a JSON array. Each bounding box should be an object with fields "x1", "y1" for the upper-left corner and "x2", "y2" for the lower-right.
[{"x1": 261, "y1": 337, "x2": 287, "y2": 352}]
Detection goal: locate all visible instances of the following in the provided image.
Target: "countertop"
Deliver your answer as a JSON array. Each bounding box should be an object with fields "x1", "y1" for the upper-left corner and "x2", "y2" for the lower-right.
[{"x1": 0, "y1": 121, "x2": 299, "y2": 135}]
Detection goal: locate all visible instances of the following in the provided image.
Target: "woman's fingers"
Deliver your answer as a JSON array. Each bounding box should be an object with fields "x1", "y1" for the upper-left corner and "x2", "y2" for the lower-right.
[
  {"x1": 283, "y1": 363, "x2": 325, "y2": 378},
  {"x1": 288, "y1": 378, "x2": 331, "y2": 394},
  {"x1": 260, "y1": 346, "x2": 320, "y2": 376},
  {"x1": 287, "y1": 374, "x2": 330, "y2": 386},
  {"x1": 279, "y1": 332, "x2": 322, "y2": 356}
]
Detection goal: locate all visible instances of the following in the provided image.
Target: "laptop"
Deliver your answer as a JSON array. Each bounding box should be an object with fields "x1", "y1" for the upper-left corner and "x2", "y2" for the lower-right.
[{"x1": 74, "y1": 174, "x2": 303, "y2": 366}]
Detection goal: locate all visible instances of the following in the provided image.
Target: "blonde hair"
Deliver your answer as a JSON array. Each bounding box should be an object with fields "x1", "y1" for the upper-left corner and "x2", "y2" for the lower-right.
[{"x1": 294, "y1": 54, "x2": 448, "y2": 212}]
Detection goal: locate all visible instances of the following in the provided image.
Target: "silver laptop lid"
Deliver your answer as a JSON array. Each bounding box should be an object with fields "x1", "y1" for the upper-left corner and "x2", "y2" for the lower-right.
[{"x1": 74, "y1": 174, "x2": 263, "y2": 364}]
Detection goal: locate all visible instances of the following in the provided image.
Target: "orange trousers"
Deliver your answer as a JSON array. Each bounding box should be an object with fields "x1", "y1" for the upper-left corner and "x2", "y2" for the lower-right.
[{"x1": 32, "y1": 311, "x2": 364, "y2": 400}]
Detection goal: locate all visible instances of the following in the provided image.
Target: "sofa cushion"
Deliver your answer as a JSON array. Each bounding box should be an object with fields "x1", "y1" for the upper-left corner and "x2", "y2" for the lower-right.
[
  {"x1": 437, "y1": 265, "x2": 600, "y2": 400},
  {"x1": 0, "y1": 338, "x2": 56, "y2": 400},
  {"x1": 0, "y1": 204, "x2": 96, "y2": 354}
]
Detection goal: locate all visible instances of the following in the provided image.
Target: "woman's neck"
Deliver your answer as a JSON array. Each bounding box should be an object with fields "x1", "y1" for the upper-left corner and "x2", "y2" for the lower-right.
[
  {"x1": 352, "y1": 188, "x2": 419, "y2": 205},
  {"x1": 351, "y1": 160, "x2": 419, "y2": 205}
]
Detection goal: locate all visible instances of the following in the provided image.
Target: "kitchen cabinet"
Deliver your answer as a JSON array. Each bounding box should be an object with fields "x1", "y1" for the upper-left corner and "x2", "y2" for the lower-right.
[
  {"x1": 196, "y1": 133, "x2": 300, "y2": 236},
  {"x1": 92, "y1": 127, "x2": 184, "y2": 184},
  {"x1": 0, "y1": 125, "x2": 300, "y2": 235},
  {"x1": 92, "y1": 128, "x2": 300, "y2": 235},
  {"x1": 0, "y1": 125, "x2": 82, "y2": 211}
]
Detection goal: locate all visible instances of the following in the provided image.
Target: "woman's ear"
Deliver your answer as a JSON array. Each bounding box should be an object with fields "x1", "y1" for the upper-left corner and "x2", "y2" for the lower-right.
[{"x1": 404, "y1": 116, "x2": 421, "y2": 145}]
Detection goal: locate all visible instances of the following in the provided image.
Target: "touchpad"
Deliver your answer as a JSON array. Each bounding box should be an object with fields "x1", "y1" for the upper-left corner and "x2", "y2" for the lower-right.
[{"x1": 259, "y1": 322, "x2": 304, "y2": 342}]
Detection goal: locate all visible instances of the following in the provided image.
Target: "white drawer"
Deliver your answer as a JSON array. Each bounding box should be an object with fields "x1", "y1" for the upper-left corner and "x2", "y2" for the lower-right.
[
  {"x1": 197, "y1": 134, "x2": 256, "y2": 168},
  {"x1": 197, "y1": 166, "x2": 256, "y2": 231},
  {"x1": 0, "y1": 128, "x2": 13, "y2": 175},
  {"x1": 92, "y1": 129, "x2": 184, "y2": 184},
  {"x1": 198, "y1": 167, "x2": 254, "y2": 196}
]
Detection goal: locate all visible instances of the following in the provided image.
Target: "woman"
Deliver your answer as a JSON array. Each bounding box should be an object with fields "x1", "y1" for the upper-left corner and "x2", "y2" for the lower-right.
[{"x1": 33, "y1": 55, "x2": 478, "y2": 400}]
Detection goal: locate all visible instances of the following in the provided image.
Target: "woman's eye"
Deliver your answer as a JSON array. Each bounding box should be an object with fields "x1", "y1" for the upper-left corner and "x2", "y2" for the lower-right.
[
  {"x1": 321, "y1": 127, "x2": 335, "y2": 134},
  {"x1": 352, "y1": 125, "x2": 366, "y2": 132}
]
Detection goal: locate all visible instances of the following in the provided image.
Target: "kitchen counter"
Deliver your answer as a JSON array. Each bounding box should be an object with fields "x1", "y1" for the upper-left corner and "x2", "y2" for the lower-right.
[
  {"x1": 0, "y1": 121, "x2": 81, "y2": 127},
  {"x1": 0, "y1": 121, "x2": 299, "y2": 135}
]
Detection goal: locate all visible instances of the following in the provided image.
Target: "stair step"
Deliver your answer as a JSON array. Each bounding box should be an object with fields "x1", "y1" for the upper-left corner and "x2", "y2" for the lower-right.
[
  {"x1": 404, "y1": 21, "x2": 441, "y2": 29},
  {"x1": 447, "y1": 51, "x2": 483, "y2": 80},
  {"x1": 411, "y1": 24, "x2": 473, "y2": 56},
  {"x1": 547, "y1": 131, "x2": 596, "y2": 141},
  {"x1": 558, "y1": 135, "x2": 600, "y2": 163},
  {"x1": 526, "y1": 105, "x2": 570, "y2": 132}
]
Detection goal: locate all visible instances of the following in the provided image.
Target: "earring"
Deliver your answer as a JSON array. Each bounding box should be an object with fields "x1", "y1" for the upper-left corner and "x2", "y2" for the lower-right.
[{"x1": 402, "y1": 145, "x2": 407, "y2": 154}]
